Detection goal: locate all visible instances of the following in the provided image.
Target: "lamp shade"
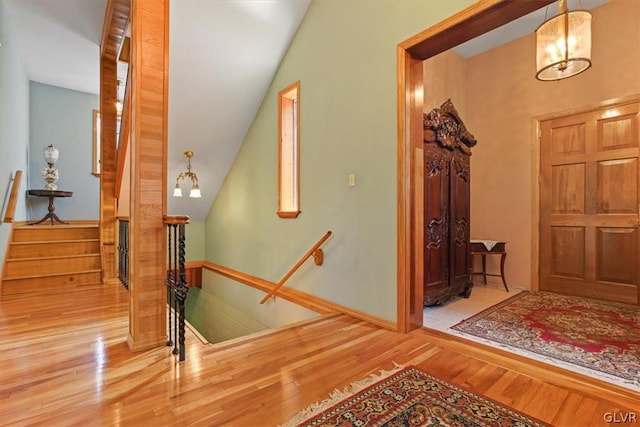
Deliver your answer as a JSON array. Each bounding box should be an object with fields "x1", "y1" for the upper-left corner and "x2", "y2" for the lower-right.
[
  {"x1": 535, "y1": 9, "x2": 592, "y2": 81},
  {"x1": 44, "y1": 144, "x2": 59, "y2": 166},
  {"x1": 189, "y1": 185, "x2": 201, "y2": 198}
]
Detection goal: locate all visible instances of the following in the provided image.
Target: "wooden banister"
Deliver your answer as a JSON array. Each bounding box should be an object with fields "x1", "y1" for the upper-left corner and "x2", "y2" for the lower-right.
[
  {"x1": 259, "y1": 230, "x2": 332, "y2": 304},
  {"x1": 115, "y1": 68, "x2": 131, "y2": 200},
  {"x1": 3, "y1": 170, "x2": 22, "y2": 223},
  {"x1": 163, "y1": 215, "x2": 190, "y2": 225}
]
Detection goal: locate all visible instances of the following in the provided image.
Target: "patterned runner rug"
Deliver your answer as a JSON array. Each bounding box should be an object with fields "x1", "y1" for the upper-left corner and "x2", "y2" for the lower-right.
[
  {"x1": 450, "y1": 291, "x2": 640, "y2": 391},
  {"x1": 281, "y1": 365, "x2": 548, "y2": 427}
]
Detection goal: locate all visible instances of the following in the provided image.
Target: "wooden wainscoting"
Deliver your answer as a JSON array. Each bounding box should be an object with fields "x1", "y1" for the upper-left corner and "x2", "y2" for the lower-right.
[{"x1": 184, "y1": 260, "x2": 202, "y2": 287}]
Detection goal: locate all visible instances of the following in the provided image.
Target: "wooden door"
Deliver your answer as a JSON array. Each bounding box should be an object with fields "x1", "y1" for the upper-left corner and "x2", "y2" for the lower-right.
[{"x1": 540, "y1": 101, "x2": 640, "y2": 305}]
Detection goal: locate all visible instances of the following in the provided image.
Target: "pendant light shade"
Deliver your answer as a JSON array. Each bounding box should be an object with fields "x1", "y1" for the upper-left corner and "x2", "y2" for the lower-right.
[
  {"x1": 535, "y1": 0, "x2": 592, "y2": 81},
  {"x1": 173, "y1": 151, "x2": 202, "y2": 198}
]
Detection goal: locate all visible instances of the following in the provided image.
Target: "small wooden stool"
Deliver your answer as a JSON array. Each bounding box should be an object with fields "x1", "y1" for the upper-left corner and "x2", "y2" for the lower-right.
[{"x1": 470, "y1": 240, "x2": 509, "y2": 292}]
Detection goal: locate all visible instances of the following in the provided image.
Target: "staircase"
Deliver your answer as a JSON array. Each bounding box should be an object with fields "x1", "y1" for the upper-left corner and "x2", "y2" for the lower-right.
[{"x1": 1, "y1": 223, "x2": 102, "y2": 297}]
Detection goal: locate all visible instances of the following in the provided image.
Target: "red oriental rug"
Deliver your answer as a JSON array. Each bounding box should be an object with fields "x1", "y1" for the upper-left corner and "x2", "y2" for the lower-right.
[
  {"x1": 451, "y1": 291, "x2": 640, "y2": 391},
  {"x1": 281, "y1": 366, "x2": 548, "y2": 427}
]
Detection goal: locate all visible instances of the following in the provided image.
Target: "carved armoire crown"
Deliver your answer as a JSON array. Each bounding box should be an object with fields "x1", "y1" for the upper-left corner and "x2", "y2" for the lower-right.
[{"x1": 423, "y1": 99, "x2": 476, "y2": 306}]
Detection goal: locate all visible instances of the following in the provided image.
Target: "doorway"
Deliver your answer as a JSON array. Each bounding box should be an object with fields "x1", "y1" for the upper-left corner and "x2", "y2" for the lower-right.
[{"x1": 396, "y1": 1, "x2": 556, "y2": 332}]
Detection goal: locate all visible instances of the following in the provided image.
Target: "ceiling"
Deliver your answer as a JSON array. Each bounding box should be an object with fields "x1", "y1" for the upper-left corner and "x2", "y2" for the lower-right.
[{"x1": 4, "y1": 0, "x2": 607, "y2": 220}]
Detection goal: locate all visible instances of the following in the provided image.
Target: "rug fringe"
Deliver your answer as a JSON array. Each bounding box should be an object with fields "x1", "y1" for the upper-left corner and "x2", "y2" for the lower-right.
[{"x1": 279, "y1": 362, "x2": 404, "y2": 427}]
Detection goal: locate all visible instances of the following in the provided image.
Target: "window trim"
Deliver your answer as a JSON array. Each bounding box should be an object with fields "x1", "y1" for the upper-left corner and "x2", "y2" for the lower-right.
[
  {"x1": 277, "y1": 81, "x2": 301, "y2": 218},
  {"x1": 92, "y1": 109, "x2": 101, "y2": 176}
]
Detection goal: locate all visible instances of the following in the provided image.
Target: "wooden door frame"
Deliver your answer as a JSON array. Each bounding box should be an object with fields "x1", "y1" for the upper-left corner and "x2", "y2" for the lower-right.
[
  {"x1": 531, "y1": 94, "x2": 640, "y2": 294},
  {"x1": 396, "y1": 0, "x2": 555, "y2": 333}
]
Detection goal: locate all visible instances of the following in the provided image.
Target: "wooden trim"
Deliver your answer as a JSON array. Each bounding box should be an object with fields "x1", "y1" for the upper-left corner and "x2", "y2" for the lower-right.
[
  {"x1": 3, "y1": 170, "x2": 22, "y2": 223},
  {"x1": 203, "y1": 261, "x2": 396, "y2": 331},
  {"x1": 163, "y1": 215, "x2": 190, "y2": 225},
  {"x1": 396, "y1": 0, "x2": 555, "y2": 333},
  {"x1": 400, "y1": 0, "x2": 555, "y2": 57},
  {"x1": 277, "y1": 80, "x2": 301, "y2": 218},
  {"x1": 184, "y1": 260, "x2": 203, "y2": 269},
  {"x1": 530, "y1": 118, "x2": 541, "y2": 291},
  {"x1": 92, "y1": 110, "x2": 100, "y2": 176},
  {"x1": 276, "y1": 210, "x2": 301, "y2": 219}
]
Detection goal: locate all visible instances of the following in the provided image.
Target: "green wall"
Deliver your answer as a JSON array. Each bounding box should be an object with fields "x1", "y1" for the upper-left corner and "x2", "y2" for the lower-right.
[
  {"x1": 0, "y1": 0, "x2": 30, "y2": 270},
  {"x1": 201, "y1": 0, "x2": 474, "y2": 328},
  {"x1": 28, "y1": 82, "x2": 99, "y2": 221},
  {"x1": 185, "y1": 220, "x2": 205, "y2": 261}
]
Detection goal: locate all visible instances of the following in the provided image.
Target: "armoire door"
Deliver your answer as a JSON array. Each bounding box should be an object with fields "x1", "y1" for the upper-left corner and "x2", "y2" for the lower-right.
[
  {"x1": 423, "y1": 144, "x2": 449, "y2": 302},
  {"x1": 539, "y1": 101, "x2": 640, "y2": 305},
  {"x1": 449, "y1": 152, "x2": 471, "y2": 293}
]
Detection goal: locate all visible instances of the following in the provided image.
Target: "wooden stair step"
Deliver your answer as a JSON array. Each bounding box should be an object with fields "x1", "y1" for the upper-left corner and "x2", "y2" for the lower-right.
[
  {"x1": 12, "y1": 225, "x2": 99, "y2": 242},
  {"x1": 8, "y1": 240, "x2": 100, "y2": 258},
  {"x1": 1, "y1": 271, "x2": 103, "y2": 296},
  {"x1": 3, "y1": 254, "x2": 101, "y2": 279}
]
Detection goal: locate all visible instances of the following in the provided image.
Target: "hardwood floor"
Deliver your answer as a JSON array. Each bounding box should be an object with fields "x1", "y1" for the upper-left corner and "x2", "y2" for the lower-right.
[{"x1": 0, "y1": 282, "x2": 637, "y2": 426}]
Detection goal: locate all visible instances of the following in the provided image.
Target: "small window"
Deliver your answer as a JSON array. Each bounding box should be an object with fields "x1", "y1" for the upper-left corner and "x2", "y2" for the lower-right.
[
  {"x1": 92, "y1": 109, "x2": 101, "y2": 176},
  {"x1": 277, "y1": 81, "x2": 300, "y2": 218}
]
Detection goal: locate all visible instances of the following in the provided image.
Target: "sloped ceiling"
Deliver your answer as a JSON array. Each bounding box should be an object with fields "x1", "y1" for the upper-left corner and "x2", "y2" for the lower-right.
[{"x1": 5, "y1": 0, "x2": 310, "y2": 221}]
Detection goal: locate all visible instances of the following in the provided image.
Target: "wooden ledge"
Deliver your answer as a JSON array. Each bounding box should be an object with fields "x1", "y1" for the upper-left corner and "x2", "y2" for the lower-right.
[{"x1": 163, "y1": 215, "x2": 190, "y2": 225}]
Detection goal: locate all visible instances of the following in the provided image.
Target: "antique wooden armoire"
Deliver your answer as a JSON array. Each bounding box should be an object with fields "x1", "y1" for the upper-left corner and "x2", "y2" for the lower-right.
[{"x1": 423, "y1": 100, "x2": 477, "y2": 306}]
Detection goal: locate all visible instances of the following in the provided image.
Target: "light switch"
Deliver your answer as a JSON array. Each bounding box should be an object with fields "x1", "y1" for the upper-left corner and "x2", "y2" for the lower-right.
[{"x1": 348, "y1": 173, "x2": 356, "y2": 187}]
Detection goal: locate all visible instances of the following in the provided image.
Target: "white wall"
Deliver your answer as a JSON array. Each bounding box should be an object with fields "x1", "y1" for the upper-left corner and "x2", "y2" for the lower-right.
[
  {"x1": 0, "y1": 0, "x2": 30, "y2": 270},
  {"x1": 28, "y1": 82, "x2": 99, "y2": 221}
]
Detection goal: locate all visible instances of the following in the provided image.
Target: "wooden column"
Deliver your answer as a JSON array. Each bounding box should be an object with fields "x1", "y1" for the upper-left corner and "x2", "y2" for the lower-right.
[
  {"x1": 100, "y1": 0, "x2": 129, "y2": 285},
  {"x1": 99, "y1": 56, "x2": 119, "y2": 284},
  {"x1": 127, "y1": 0, "x2": 169, "y2": 351}
]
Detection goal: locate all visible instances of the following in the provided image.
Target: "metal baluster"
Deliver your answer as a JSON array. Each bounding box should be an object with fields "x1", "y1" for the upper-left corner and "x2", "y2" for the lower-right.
[
  {"x1": 124, "y1": 222, "x2": 129, "y2": 290},
  {"x1": 177, "y1": 222, "x2": 189, "y2": 362},
  {"x1": 172, "y1": 224, "x2": 179, "y2": 355},
  {"x1": 166, "y1": 224, "x2": 173, "y2": 347}
]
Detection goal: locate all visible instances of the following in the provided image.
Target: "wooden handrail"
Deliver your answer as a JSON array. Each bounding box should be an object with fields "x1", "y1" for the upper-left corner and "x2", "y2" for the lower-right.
[
  {"x1": 3, "y1": 170, "x2": 22, "y2": 223},
  {"x1": 259, "y1": 230, "x2": 332, "y2": 304}
]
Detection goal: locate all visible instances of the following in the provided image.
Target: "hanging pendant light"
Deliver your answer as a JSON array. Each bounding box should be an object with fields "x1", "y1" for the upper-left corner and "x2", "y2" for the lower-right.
[
  {"x1": 535, "y1": 0, "x2": 592, "y2": 81},
  {"x1": 173, "y1": 151, "x2": 201, "y2": 198}
]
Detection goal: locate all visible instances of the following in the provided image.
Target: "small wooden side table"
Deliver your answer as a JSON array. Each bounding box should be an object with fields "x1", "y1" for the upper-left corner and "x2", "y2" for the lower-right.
[
  {"x1": 470, "y1": 240, "x2": 509, "y2": 292},
  {"x1": 27, "y1": 189, "x2": 73, "y2": 225}
]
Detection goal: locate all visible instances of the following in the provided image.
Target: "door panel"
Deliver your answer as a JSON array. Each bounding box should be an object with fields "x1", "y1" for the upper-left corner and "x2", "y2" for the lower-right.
[
  {"x1": 597, "y1": 158, "x2": 637, "y2": 213},
  {"x1": 550, "y1": 226, "x2": 585, "y2": 278},
  {"x1": 596, "y1": 227, "x2": 637, "y2": 284},
  {"x1": 551, "y1": 163, "x2": 585, "y2": 213},
  {"x1": 540, "y1": 101, "x2": 640, "y2": 305}
]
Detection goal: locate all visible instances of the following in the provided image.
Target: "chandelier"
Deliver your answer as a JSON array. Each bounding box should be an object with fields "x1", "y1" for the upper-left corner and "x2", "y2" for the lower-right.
[
  {"x1": 173, "y1": 151, "x2": 201, "y2": 198},
  {"x1": 535, "y1": 0, "x2": 592, "y2": 81}
]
